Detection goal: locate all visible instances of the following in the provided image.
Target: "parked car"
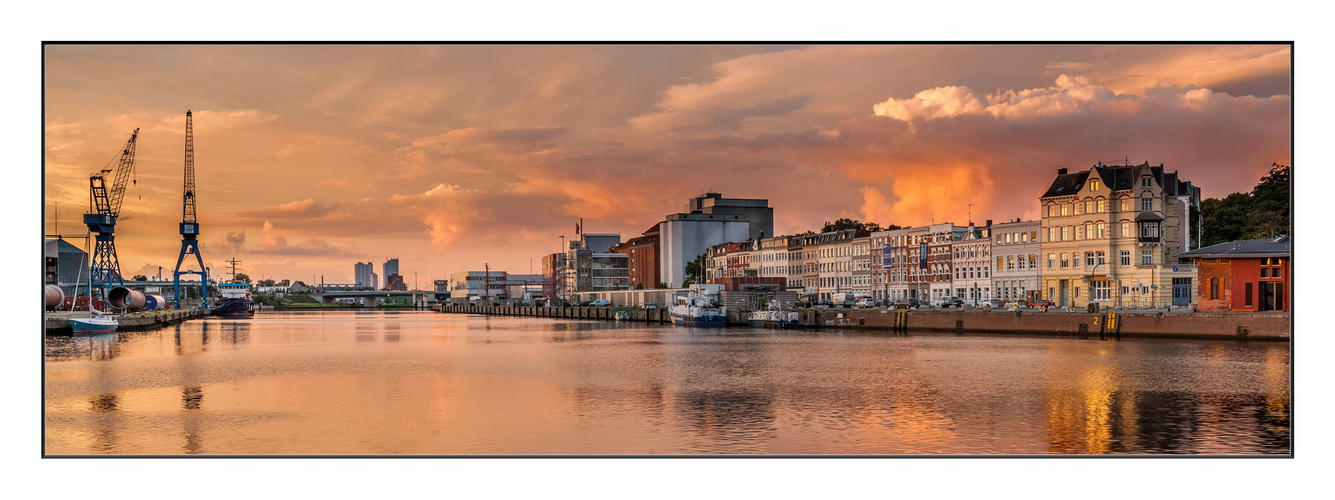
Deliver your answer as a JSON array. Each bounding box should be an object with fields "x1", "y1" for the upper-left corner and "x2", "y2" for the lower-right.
[
  {"x1": 894, "y1": 298, "x2": 923, "y2": 309},
  {"x1": 589, "y1": 299, "x2": 610, "y2": 307},
  {"x1": 854, "y1": 298, "x2": 875, "y2": 308},
  {"x1": 939, "y1": 297, "x2": 964, "y2": 308},
  {"x1": 1029, "y1": 299, "x2": 1056, "y2": 307},
  {"x1": 815, "y1": 299, "x2": 834, "y2": 308},
  {"x1": 573, "y1": 300, "x2": 592, "y2": 307},
  {"x1": 1003, "y1": 299, "x2": 1027, "y2": 308},
  {"x1": 795, "y1": 299, "x2": 814, "y2": 308}
]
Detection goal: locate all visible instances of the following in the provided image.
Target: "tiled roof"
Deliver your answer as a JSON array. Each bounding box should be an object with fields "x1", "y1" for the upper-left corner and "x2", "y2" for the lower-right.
[
  {"x1": 1040, "y1": 171, "x2": 1090, "y2": 198},
  {"x1": 1175, "y1": 237, "x2": 1291, "y2": 259}
]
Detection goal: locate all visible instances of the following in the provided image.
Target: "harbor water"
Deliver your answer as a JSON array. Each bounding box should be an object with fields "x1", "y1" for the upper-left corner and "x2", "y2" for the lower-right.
[{"x1": 43, "y1": 310, "x2": 1290, "y2": 455}]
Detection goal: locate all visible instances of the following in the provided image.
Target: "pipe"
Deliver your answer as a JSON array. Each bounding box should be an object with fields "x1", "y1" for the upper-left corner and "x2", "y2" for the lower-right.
[
  {"x1": 45, "y1": 285, "x2": 64, "y2": 310},
  {"x1": 142, "y1": 294, "x2": 167, "y2": 311},
  {"x1": 108, "y1": 287, "x2": 147, "y2": 311}
]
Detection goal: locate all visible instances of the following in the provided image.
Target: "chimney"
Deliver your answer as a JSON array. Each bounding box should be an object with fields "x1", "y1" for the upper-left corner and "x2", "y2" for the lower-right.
[
  {"x1": 1057, "y1": 167, "x2": 1068, "y2": 175},
  {"x1": 985, "y1": 219, "x2": 992, "y2": 227}
]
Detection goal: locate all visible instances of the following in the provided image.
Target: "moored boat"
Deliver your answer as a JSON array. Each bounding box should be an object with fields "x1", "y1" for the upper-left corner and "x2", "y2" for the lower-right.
[
  {"x1": 69, "y1": 314, "x2": 118, "y2": 334},
  {"x1": 747, "y1": 307, "x2": 799, "y2": 328},
  {"x1": 669, "y1": 289, "x2": 726, "y2": 326},
  {"x1": 212, "y1": 282, "x2": 254, "y2": 319}
]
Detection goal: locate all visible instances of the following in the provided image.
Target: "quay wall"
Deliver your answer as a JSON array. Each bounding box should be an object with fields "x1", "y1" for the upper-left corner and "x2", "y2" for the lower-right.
[
  {"x1": 45, "y1": 308, "x2": 210, "y2": 334},
  {"x1": 435, "y1": 305, "x2": 1290, "y2": 341}
]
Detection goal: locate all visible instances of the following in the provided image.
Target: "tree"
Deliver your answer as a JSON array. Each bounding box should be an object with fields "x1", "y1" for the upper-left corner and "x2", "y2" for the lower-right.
[
  {"x1": 257, "y1": 278, "x2": 277, "y2": 287},
  {"x1": 635, "y1": 283, "x2": 645, "y2": 290},
  {"x1": 682, "y1": 253, "x2": 707, "y2": 287},
  {"x1": 820, "y1": 218, "x2": 900, "y2": 233},
  {"x1": 1199, "y1": 162, "x2": 1291, "y2": 246},
  {"x1": 233, "y1": 273, "x2": 252, "y2": 285},
  {"x1": 657, "y1": 282, "x2": 668, "y2": 289},
  {"x1": 132, "y1": 275, "x2": 148, "y2": 281}
]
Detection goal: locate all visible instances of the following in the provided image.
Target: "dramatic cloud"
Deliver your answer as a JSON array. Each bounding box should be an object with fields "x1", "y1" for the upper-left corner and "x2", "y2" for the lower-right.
[{"x1": 43, "y1": 45, "x2": 1291, "y2": 282}]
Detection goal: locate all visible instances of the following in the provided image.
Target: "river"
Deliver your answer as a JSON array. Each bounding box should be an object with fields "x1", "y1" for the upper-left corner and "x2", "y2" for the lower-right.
[{"x1": 43, "y1": 310, "x2": 1290, "y2": 455}]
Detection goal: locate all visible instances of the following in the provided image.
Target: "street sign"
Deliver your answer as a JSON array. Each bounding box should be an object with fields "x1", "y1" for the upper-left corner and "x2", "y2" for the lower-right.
[{"x1": 1173, "y1": 267, "x2": 1178, "y2": 272}]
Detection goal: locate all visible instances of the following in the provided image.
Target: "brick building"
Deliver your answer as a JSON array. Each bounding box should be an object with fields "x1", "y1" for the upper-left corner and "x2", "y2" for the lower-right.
[
  {"x1": 609, "y1": 223, "x2": 661, "y2": 289},
  {"x1": 1177, "y1": 237, "x2": 1290, "y2": 312}
]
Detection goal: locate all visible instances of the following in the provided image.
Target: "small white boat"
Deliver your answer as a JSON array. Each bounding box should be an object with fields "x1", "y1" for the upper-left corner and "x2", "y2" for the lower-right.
[{"x1": 747, "y1": 307, "x2": 799, "y2": 329}]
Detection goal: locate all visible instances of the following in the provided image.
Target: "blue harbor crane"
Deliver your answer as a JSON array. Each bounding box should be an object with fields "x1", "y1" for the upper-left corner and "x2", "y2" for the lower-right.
[
  {"x1": 172, "y1": 110, "x2": 210, "y2": 309},
  {"x1": 83, "y1": 129, "x2": 139, "y2": 303}
]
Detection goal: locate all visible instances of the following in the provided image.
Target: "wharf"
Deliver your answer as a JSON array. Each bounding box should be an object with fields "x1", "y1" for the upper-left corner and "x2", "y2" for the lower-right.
[
  {"x1": 434, "y1": 304, "x2": 1291, "y2": 342},
  {"x1": 44, "y1": 308, "x2": 210, "y2": 335}
]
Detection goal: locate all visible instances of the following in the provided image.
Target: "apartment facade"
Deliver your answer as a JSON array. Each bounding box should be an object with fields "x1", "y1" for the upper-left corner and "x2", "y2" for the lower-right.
[
  {"x1": 951, "y1": 222, "x2": 993, "y2": 306},
  {"x1": 884, "y1": 223, "x2": 967, "y2": 303},
  {"x1": 1039, "y1": 162, "x2": 1198, "y2": 308},
  {"x1": 990, "y1": 219, "x2": 1042, "y2": 303}
]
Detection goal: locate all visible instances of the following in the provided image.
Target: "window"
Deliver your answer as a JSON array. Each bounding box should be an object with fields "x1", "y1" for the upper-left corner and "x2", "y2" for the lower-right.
[
  {"x1": 1048, "y1": 253, "x2": 1055, "y2": 269},
  {"x1": 1085, "y1": 200, "x2": 1094, "y2": 213},
  {"x1": 1074, "y1": 202, "x2": 1083, "y2": 215},
  {"x1": 1007, "y1": 256, "x2": 1015, "y2": 271},
  {"x1": 1244, "y1": 283, "x2": 1253, "y2": 307},
  {"x1": 1091, "y1": 180, "x2": 1100, "y2": 191},
  {"x1": 1261, "y1": 268, "x2": 1269, "y2": 278},
  {"x1": 1121, "y1": 251, "x2": 1130, "y2": 266},
  {"x1": 1061, "y1": 204, "x2": 1069, "y2": 216},
  {"x1": 1075, "y1": 225, "x2": 1083, "y2": 240},
  {"x1": 997, "y1": 256, "x2": 1004, "y2": 270},
  {"x1": 1096, "y1": 223, "x2": 1105, "y2": 239},
  {"x1": 1048, "y1": 204, "x2": 1057, "y2": 217},
  {"x1": 1120, "y1": 222, "x2": 1130, "y2": 238},
  {"x1": 1060, "y1": 253, "x2": 1069, "y2": 268},
  {"x1": 1006, "y1": 233, "x2": 1012, "y2": 243},
  {"x1": 1097, "y1": 199, "x2": 1105, "y2": 212},
  {"x1": 1141, "y1": 250, "x2": 1152, "y2": 265},
  {"x1": 1097, "y1": 252, "x2": 1106, "y2": 265},
  {"x1": 1048, "y1": 227, "x2": 1056, "y2": 242},
  {"x1": 1061, "y1": 226, "x2": 1069, "y2": 241},
  {"x1": 1029, "y1": 255, "x2": 1037, "y2": 268},
  {"x1": 1031, "y1": 231, "x2": 1038, "y2": 241},
  {"x1": 1141, "y1": 196, "x2": 1153, "y2": 211},
  {"x1": 1142, "y1": 177, "x2": 1152, "y2": 188},
  {"x1": 1274, "y1": 267, "x2": 1282, "y2": 278},
  {"x1": 1021, "y1": 232, "x2": 1029, "y2": 242},
  {"x1": 1121, "y1": 198, "x2": 1131, "y2": 211},
  {"x1": 1085, "y1": 252, "x2": 1095, "y2": 267}
]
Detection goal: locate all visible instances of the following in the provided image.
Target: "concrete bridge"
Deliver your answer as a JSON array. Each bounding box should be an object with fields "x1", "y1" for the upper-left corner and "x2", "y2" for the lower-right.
[{"x1": 312, "y1": 290, "x2": 433, "y2": 307}]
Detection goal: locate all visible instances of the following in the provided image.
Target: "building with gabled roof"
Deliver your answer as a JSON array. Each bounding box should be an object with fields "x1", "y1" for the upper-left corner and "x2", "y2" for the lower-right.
[
  {"x1": 1039, "y1": 162, "x2": 1200, "y2": 308},
  {"x1": 1176, "y1": 236, "x2": 1290, "y2": 312}
]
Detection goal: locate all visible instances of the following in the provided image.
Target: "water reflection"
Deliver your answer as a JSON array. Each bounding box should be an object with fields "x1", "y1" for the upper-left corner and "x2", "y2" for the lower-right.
[{"x1": 42, "y1": 311, "x2": 1291, "y2": 455}]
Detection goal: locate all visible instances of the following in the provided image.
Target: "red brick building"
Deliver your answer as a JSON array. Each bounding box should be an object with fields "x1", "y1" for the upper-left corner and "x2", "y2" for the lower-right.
[
  {"x1": 708, "y1": 276, "x2": 787, "y2": 291},
  {"x1": 1177, "y1": 237, "x2": 1290, "y2": 312},
  {"x1": 609, "y1": 224, "x2": 661, "y2": 289}
]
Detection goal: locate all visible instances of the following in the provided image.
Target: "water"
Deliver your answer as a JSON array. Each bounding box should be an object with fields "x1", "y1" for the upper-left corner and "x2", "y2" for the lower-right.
[{"x1": 43, "y1": 310, "x2": 1290, "y2": 455}]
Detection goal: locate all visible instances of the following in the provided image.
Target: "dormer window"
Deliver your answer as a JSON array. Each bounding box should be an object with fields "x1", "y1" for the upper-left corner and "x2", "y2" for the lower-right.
[
  {"x1": 1142, "y1": 177, "x2": 1152, "y2": 188},
  {"x1": 1091, "y1": 180, "x2": 1100, "y2": 191}
]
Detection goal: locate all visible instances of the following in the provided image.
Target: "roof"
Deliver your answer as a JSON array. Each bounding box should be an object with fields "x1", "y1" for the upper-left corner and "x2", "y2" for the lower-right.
[
  {"x1": 1040, "y1": 170, "x2": 1090, "y2": 198},
  {"x1": 1176, "y1": 236, "x2": 1291, "y2": 259}
]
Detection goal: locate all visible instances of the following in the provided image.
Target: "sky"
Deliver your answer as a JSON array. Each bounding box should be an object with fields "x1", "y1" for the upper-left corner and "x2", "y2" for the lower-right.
[{"x1": 42, "y1": 44, "x2": 1291, "y2": 285}]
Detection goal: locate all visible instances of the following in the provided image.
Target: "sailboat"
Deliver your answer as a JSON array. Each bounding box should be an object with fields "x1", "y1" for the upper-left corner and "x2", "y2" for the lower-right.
[{"x1": 67, "y1": 236, "x2": 118, "y2": 335}]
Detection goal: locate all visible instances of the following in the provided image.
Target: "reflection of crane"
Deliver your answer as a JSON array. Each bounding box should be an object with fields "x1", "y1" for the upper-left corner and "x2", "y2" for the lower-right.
[
  {"x1": 83, "y1": 129, "x2": 139, "y2": 301},
  {"x1": 173, "y1": 111, "x2": 209, "y2": 309}
]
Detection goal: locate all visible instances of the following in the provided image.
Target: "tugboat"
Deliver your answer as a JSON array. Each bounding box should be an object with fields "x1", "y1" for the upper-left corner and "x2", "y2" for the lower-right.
[
  {"x1": 669, "y1": 287, "x2": 726, "y2": 326},
  {"x1": 212, "y1": 282, "x2": 254, "y2": 318}
]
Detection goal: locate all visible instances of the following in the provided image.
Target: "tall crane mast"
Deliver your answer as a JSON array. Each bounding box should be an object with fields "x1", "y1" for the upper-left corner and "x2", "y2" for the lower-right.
[
  {"x1": 172, "y1": 110, "x2": 209, "y2": 309},
  {"x1": 84, "y1": 128, "x2": 139, "y2": 301}
]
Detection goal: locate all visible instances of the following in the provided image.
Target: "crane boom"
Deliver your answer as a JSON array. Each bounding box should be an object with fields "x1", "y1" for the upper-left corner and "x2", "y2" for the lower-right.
[
  {"x1": 173, "y1": 110, "x2": 209, "y2": 309},
  {"x1": 183, "y1": 110, "x2": 196, "y2": 224},
  {"x1": 84, "y1": 128, "x2": 139, "y2": 297}
]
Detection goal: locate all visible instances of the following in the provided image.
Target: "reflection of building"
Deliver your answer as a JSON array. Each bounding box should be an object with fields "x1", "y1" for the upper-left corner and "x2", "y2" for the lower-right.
[
  {"x1": 1177, "y1": 237, "x2": 1290, "y2": 312},
  {"x1": 1039, "y1": 163, "x2": 1200, "y2": 308}
]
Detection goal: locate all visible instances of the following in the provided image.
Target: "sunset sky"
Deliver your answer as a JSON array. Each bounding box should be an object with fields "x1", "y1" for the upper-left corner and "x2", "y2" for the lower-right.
[{"x1": 42, "y1": 44, "x2": 1291, "y2": 285}]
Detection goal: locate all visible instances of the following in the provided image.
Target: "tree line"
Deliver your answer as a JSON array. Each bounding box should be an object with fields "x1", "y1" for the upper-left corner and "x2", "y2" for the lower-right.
[{"x1": 1196, "y1": 163, "x2": 1290, "y2": 248}]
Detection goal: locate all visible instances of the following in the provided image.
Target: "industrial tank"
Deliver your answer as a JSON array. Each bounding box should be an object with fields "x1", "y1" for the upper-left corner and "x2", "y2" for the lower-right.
[{"x1": 108, "y1": 287, "x2": 147, "y2": 311}]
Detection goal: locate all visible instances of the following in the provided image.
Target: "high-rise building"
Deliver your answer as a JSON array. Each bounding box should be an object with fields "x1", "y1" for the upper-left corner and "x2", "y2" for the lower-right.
[
  {"x1": 383, "y1": 258, "x2": 399, "y2": 280},
  {"x1": 354, "y1": 262, "x2": 373, "y2": 289}
]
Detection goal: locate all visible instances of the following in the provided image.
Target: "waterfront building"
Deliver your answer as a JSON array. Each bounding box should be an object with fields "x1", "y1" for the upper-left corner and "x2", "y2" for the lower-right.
[
  {"x1": 658, "y1": 193, "x2": 771, "y2": 288},
  {"x1": 786, "y1": 237, "x2": 806, "y2": 294},
  {"x1": 990, "y1": 219, "x2": 1042, "y2": 303},
  {"x1": 869, "y1": 230, "x2": 893, "y2": 302},
  {"x1": 541, "y1": 252, "x2": 567, "y2": 298},
  {"x1": 608, "y1": 224, "x2": 661, "y2": 289},
  {"x1": 1176, "y1": 236, "x2": 1290, "y2": 312},
  {"x1": 799, "y1": 233, "x2": 820, "y2": 298},
  {"x1": 354, "y1": 262, "x2": 374, "y2": 289},
  {"x1": 564, "y1": 233, "x2": 630, "y2": 292},
  {"x1": 813, "y1": 229, "x2": 869, "y2": 301},
  {"x1": 851, "y1": 234, "x2": 872, "y2": 298},
  {"x1": 433, "y1": 279, "x2": 449, "y2": 303},
  {"x1": 884, "y1": 223, "x2": 967, "y2": 303},
  {"x1": 758, "y1": 235, "x2": 791, "y2": 286},
  {"x1": 952, "y1": 221, "x2": 993, "y2": 306},
  {"x1": 503, "y1": 273, "x2": 549, "y2": 303},
  {"x1": 449, "y1": 270, "x2": 508, "y2": 305},
  {"x1": 1039, "y1": 162, "x2": 1199, "y2": 308},
  {"x1": 45, "y1": 238, "x2": 89, "y2": 294}
]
